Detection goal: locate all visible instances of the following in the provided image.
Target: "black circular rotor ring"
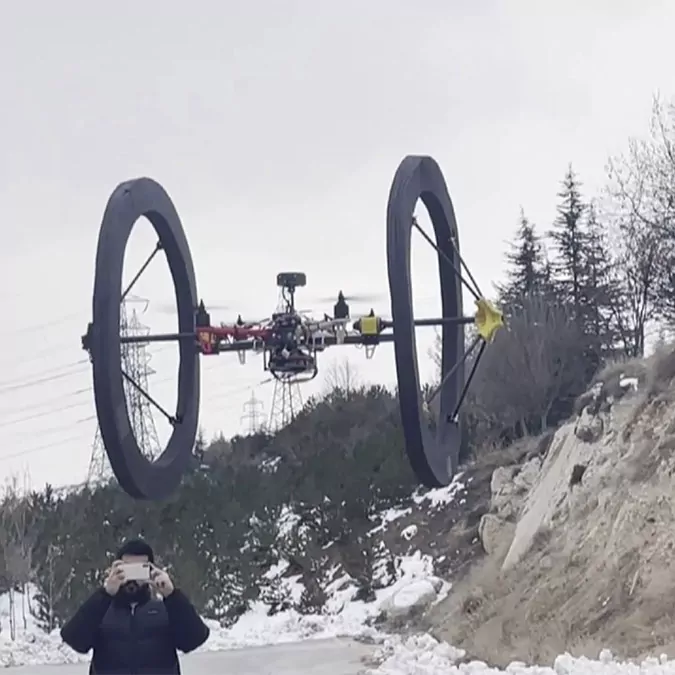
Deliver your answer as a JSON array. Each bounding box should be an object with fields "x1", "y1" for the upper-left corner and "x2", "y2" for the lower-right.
[
  {"x1": 89, "y1": 178, "x2": 200, "y2": 500},
  {"x1": 387, "y1": 155, "x2": 465, "y2": 487}
]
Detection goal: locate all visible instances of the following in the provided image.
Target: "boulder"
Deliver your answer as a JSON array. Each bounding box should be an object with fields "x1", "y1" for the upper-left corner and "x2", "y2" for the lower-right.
[
  {"x1": 575, "y1": 408, "x2": 604, "y2": 443},
  {"x1": 490, "y1": 466, "x2": 518, "y2": 517},
  {"x1": 379, "y1": 578, "x2": 440, "y2": 618},
  {"x1": 478, "y1": 513, "x2": 515, "y2": 555}
]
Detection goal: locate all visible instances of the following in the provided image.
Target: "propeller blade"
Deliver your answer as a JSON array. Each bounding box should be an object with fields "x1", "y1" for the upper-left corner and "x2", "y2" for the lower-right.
[
  {"x1": 313, "y1": 291, "x2": 386, "y2": 304},
  {"x1": 154, "y1": 302, "x2": 232, "y2": 315},
  {"x1": 236, "y1": 315, "x2": 271, "y2": 325}
]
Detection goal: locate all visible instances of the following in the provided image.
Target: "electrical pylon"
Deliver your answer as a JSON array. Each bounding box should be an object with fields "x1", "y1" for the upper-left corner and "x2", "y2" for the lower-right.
[
  {"x1": 87, "y1": 426, "x2": 110, "y2": 484},
  {"x1": 264, "y1": 283, "x2": 306, "y2": 432},
  {"x1": 268, "y1": 377, "x2": 303, "y2": 432},
  {"x1": 87, "y1": 300, "x2": 162, "y2": 484},
  {"x1": 241, "y1": 391, "x2": 265, "y2": 435}
]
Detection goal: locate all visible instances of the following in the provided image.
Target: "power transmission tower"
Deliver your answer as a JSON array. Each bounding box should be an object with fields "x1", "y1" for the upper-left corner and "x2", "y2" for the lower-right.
[
  {"x1": 87, "y1": 426, "x2": 111, "y2": 484},
  {"x1": 87, "y1": 301, "x2": 161, "y2": 484},
  {"x1": 241, "y1": 391, "x2": 265, "y2": 435},
  {"x1": 268, "y1": 377, "x2": 303, "y2": 432}
]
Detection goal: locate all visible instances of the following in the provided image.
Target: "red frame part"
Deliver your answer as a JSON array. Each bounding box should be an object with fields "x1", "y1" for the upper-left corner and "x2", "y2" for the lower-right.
[{"x1": 196, "y1": 324, "x2": 273, "y2": 354}]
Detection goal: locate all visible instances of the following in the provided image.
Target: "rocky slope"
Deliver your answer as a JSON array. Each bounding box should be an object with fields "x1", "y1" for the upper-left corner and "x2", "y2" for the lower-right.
[{"x1": 427, "y1": 345, "x2": 675, "y2": 666}]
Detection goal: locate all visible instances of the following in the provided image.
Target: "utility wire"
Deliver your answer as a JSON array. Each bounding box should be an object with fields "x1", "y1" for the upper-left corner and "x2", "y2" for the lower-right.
[
  {"x1": 0, "y1": 378, "x2": 272, "y2": 463},
  {"x1": 0, "y1": 343, "x2": 181, "y2": 394},
  {"x1": 0, "y1": 365, "x2": 89, "y2": 393},
  {"x1": 0, "y1": 359, "x2": 260, "y2": 425},
  {"x1": 0, "y1": 433, "x2": 94, "y2": 463},
  {"x1": 0, "y1": 311, "x2": 86, "y2": 338},
  {"x1": 0, "y1": 386, "x2": 90, "y2": 416},
  {"x1": 0, "y1": 400, "x2": 94, "y2": 429}
]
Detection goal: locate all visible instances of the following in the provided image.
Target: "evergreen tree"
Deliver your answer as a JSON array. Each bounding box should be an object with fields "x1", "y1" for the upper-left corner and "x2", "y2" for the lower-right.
[
  {"x1": 498, "y1": 209, "x2": 551, "y2": 307},
  {"x1": 548, "y1": 165, "x2": 587, "y2": 313},
  {"x1": 579, "y1": 203, "x2": 617, "y2": 363},
  {"x1": 548, "y1": 167, "x2": 618, "y2": 376}
]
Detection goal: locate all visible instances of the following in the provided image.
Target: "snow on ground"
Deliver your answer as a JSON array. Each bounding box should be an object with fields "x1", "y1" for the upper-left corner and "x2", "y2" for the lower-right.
[
  {"x1": 412, "y1": 473, "x2": 465, "y2": 507},
  {"x1": 1, "y1": 477, "x2": 666, "y2": 674},
  {"x1": 204, "y1": 548, "x2": 447, "y2": 652},
  {"x1": 365, "y1": 634, "x2": 675, "y2": 675},
  {"x1": 0, "y1": 478, "x2": 463, "y2": 669},
  {"x1": 0, "y1": 549, "x2": 445, "y2": 667}
]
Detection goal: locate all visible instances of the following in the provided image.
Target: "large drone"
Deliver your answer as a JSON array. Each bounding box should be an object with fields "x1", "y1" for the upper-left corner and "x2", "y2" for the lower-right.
[
  {"x1": 82, "y1": 155, "x2": 504, "y2": 501},
  {"x1": 191, "y1": 275, "x2": 383, "y2": 384}
]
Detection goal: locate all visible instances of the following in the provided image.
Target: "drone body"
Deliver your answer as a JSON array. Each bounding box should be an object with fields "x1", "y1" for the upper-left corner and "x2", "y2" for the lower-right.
[{"x1": 193, "y1": 275, "x2": 387, "y2": 384}]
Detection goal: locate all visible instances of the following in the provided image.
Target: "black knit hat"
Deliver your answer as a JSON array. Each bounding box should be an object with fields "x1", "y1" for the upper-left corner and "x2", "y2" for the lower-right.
[{"x1": 116, "y1": 538, "x2": 155, "y2": 563}]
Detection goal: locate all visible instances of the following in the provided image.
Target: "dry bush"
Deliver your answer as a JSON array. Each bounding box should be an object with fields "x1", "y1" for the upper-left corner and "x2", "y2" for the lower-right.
[
  {"x1": 644, "y1": 342, "x2": 675, "y2": 399},
  {"x1": 594, "y1": 357, "x2": 647, "y2": 394},
  {"x1": 594, "y1": 355, "x2": 647, "y2": 385},
  {"x1": 467, "y1": 295, "x2": 587, "y2": 442},
  {"x1": 620, "y1": 342, "x2": 675, "y2": 443},
  {"x1": 573, "y1": 356, "x2": 647, "y2": 416}
]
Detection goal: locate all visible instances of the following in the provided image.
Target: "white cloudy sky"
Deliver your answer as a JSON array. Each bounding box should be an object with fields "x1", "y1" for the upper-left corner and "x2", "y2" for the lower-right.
[{"x1": 0, "y1": 0, "x2": 672, "y2": 490}]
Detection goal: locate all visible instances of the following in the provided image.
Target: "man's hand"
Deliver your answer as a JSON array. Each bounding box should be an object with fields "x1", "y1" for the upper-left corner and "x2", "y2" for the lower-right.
[
  {"x1": 103, "y1": 561, "x2": 125, "y2": 596},
  {"x1": 149, "y1": 564, "x2": 174, "y2": 598}
]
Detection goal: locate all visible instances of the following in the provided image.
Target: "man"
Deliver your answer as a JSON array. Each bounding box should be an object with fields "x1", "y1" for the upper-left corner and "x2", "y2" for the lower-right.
[{"x1": 60, "y1": 538, "x2": 210, "y2": 674}]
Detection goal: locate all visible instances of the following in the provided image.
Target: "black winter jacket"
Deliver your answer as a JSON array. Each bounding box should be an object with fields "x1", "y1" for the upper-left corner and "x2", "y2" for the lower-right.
[{"x1": 60, "y1": 587, "x2": 210, "y2": 674}]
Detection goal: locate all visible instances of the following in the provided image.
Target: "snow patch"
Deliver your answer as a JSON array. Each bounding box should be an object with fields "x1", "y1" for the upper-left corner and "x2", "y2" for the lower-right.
[
  {"x1": 413, "y1": 474, "x2": 465, "y2": 507},
  {"x1": 401, "y1": 524, "x2": 418, "y2": 541},
  {"x1": 370, "y1": 506, "x2": 413, "y2": 534},
  {"x1": 365, "y1": 634, "x2": 675, "y2": 675},
  {"x1": 620, "y1": 376, "x2": 638, "y2": 391}
]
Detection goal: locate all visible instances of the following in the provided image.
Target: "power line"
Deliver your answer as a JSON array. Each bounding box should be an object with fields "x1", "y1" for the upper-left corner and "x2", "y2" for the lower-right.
[
  {"x1": 0, "y1": 400, "x2": 93, "y2": 429},
  {"x1": 0, "y1": 341, "x2": 178, "y2": 391},
  {"x1": 0, "y1": 362, "x2": 265, "y2": 433},
  {"x1": 0, "y1": 379, "x2": 270, "y2": 466},
  {"x1": 0, "y1": 386, "x2": 90, "y2": 416},
  {"x1": 0, "y1": 342, "x2": 87, "y2": 368},
  {"x1": 0, "y1": 361, "x2": 89, "y2": 392},
  {"x1": 0, "y1": 432, "x2": 94, "y2": 463},
  {"x1": 0, "y1": 381, "x2": 276, "y2": 482},
  {"x1": 0, "y1": 311, "x2": 86, "y2": 338}
]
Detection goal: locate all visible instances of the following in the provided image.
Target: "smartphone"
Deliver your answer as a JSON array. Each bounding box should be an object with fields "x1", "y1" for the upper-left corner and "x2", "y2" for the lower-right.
[{"x1": 121, "y1": 562, "x2": 151, "y2": 582}]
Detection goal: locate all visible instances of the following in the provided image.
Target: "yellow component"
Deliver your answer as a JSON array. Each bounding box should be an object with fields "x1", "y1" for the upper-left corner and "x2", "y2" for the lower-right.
[
  {"x1": 474, "y1": 298, "x2": 504, "y2": 342},
  {"x1": 360, "y1": 316, "x2": 380, "y2": 336}
]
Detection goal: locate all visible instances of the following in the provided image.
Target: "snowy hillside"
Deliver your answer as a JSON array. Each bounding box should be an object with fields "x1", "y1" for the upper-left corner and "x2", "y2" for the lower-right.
[
  {"x1": 0, "y1": 481, "x2": 459, "y2": 668},
  {"x1": 5, "y1": 356, "x2": 675, "y2": 672},
  {"x1": 429, "y1": 351, "x2": 675, "y2": 665}
]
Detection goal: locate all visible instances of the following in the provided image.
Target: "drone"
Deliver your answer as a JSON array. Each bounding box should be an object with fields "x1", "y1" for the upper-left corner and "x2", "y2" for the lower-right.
[
  {"x1": 194, "y1": 277, "x2": 399, "y2": 384},
  {"x1": 82, "y1": 155, "x2": 504, "y2": 501}
]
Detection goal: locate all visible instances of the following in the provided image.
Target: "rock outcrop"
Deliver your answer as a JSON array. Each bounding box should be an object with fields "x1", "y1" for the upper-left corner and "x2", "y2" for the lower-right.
[{"x1": 433, "y1": 349, "x2": 675, "y2": 666}]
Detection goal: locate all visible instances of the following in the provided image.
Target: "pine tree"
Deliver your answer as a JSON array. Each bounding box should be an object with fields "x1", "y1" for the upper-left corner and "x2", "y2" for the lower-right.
[
  {"x1": 549, "y1": 169, "x2": 617, "y2": 373},
  {"x1": 498, "y1": 209, "x2": 551, "y2": 307},
  {"x1": 548, "y1": 165, "x2": 587, "y2": 314},
  {"x1": 579, "y1": 204, "x2": 616, "y2": 363}
]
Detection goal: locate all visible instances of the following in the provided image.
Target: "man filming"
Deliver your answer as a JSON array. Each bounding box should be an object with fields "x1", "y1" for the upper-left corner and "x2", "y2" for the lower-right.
[{"x1": 60, "y1": 538, "x2": 210, "y2": 674}]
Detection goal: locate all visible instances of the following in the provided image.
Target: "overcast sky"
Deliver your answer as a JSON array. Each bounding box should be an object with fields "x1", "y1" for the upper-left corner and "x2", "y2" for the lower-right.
[{"x1": 0, "y1": 0, "x2": 673, "y2": 491}]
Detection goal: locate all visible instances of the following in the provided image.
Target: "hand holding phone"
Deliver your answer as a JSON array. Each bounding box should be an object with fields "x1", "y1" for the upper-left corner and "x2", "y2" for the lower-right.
[
  {"x1": 103, "y1": 561, "x2": 126, "y2": 596},
  {"x1": 148, "y1": 564, "x2": 175, "y2": 597}
]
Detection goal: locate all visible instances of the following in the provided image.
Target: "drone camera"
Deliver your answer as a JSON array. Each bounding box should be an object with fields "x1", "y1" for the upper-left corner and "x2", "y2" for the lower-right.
[{"x1": 276, "y1": 272, "x2": 306, "y2": 289}]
